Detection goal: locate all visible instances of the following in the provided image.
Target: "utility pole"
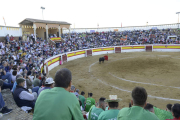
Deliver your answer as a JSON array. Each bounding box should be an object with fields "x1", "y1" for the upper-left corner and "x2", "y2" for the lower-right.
[
  {"x1": 41, "y1": 7, "x2": 45, "y2": 19},
  {"x1": 176, "y1": 12, "x2": 180, "y2": 28}
]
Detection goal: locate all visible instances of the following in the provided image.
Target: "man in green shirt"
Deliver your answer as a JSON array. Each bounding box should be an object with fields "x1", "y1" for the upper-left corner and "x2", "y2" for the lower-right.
[
  {"x1": 88, "y1": 97, "x2": 106, "y2": 120},
  {"x1": 117, "y1": 86, "x2": 159, "y2": 120},
  {"x1": 85, "y1": 93, "x2": 95, "y2": 112},
  {"x1": 79, "y1": 91, "x2": 86, "y2": 110},
  {"x1": 144, "y1": 103, "x2": 173, "y2": 120},
  {"x1": 98, "y1": 95, "x2": 121, "y2": 120},
  {"x1": 33, "y1": 68, "x2": 84, "y2": 120}
]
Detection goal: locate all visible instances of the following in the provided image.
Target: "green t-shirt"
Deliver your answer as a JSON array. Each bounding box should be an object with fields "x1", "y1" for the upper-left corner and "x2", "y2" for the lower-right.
[
  {"x1": 79, "y1": 95, "x2": 86, "y2": 109},
  {"x1": 85, "y1": 97, "x2": 95, "y2": 112},
  {"x1": 33, "y1": 87, "x2": 84, "y2": 120},
  {"x1": 89, "y1": 107, "x2": 104, "y2": 120},
  {"x1": 153, "y1": 107, "x2": 173, "y2": 120},
  {"x1": 117, "y1": 106, "x2": 159, "y2": 120},
  {"x1": 98, "y1": 109, "x2": 119, "y2": 120}
]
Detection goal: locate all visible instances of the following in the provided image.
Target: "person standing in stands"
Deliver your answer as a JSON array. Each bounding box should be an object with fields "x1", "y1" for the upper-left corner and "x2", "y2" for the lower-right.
[
  {"x1": 98, "y1": 95, "x2": 121, "y2": 120},
  {"x1": 79, "y1": 91, "x2": 86, "y2": 110},
  {"x1": 85, "y1": 93, "x2": 95, "y2": 112},
  {"x1": 88, "y1": 97, "x2": 106, "y2": 120},
  {"x1": 117, "y1": 86, "x2": 159, "y2": 120},
  {"x1": 33, "y1": 68, "x2": 84, "y2": 120}
]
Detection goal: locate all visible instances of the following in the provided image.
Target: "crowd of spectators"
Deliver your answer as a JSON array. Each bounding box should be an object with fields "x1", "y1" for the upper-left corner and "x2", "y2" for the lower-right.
[
  {"x1": 60, "y1": 28, "x2": 180, "y2": 52},
  {"x1": 0, "y1": 29, "x2": 180, "y2": 119}
]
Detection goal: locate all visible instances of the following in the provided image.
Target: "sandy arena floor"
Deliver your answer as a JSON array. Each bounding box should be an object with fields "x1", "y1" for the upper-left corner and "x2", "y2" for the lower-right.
[{"x1": 49, "y1": 52, "x2": 180, "y2": 109}]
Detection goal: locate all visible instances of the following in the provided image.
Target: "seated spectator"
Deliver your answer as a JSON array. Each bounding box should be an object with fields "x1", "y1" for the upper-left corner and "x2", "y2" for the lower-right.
[
  {"x1": 11, "y1": 74, "x2": 23, "y2": 92},
  {"x1": 117, "y1": 86, "x2": 159, "y2": 120},
  {"x1": 0, "y1": 80, "x2": 13, "y2": 115},
  {"x1": 38, "y1": 77, "x2": 54, "y2": 95},
  {"x1": 144, "y1": 103, "x2": 154, "y2": 113},
  {"x1": 166, "y1": 104, "x2": 172, "y2": 112},
  {"x1": 85, "y1": 93, "x2": 95, "y2": 112},
  {"x1": 166, "y1": 103, "x2": 180, "y2": 120},
  {"x1": 33, "y1": 75, "x2": 40, "y2": 87},
  {"x1": 98, "y1": 95, "x2": 121, "y2": 120},
  {"x1": 145, "y1": 103, "x2": 173, "y2": 120},
  {"x1": 79, "y1": 91, "x2": 86, "y2": 110},
  {"x1": 70, "y1": 85, "x2": 76, "y2": 93},
  {"x1": 88, "y1": 97, "x2": 106, "y2": 120},
  {"x1": 12, "y1": 70, "x2": 17, "y2": 83},
  {"x1": 33, "y1": 68, "x2": 84, "y2": 120},
  {"x1": 0, "y1": 62, "x2": 12, "y2": 83},
  {"x1": 75, "y1": 89, "x2": 80, "y2": 98},
  {"x1": 13, "y1": 78, "x2": 37, "y2": 108}
]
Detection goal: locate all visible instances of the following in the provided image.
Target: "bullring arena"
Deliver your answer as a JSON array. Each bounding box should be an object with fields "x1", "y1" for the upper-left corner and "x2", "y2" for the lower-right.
[{"x1": 47, "y1": 45, "x2": 180, "y2": 109}]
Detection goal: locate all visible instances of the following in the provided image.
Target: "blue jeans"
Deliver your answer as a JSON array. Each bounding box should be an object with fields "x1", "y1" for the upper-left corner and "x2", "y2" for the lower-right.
[
  {"x1": 2, "y1": 82, "x2": 13, "y2": 90},
  {"x1": 32, "y1": 86, "x2": 39, "y2": 95},
  {"x1": 1, "y1": 72, "x2": 12, "y2": 83},
  {"x1": 0, "y1": 92, "x2": 5, "y2": 109}
]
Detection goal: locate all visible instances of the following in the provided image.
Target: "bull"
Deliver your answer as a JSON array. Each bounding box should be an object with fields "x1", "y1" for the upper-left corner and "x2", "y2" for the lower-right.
[{"x1": 99, "y1": 57, "x2": 105, "y2": 64}]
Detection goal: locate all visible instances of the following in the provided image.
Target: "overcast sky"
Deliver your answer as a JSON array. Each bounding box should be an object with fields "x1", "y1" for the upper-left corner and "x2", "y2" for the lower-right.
[{"x1": 0, "y1": 0, "x2": 180, "y2": 28}]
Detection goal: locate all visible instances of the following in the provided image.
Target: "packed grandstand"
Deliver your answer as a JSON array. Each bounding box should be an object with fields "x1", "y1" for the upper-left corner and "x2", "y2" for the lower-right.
[{"x1": 0, "y1": 28, "x2": 180, "y2": 120}]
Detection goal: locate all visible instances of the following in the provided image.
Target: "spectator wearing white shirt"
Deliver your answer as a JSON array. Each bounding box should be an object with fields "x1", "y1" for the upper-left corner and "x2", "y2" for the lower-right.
[{"x1": 13, "y1": 78, "x2": 37, "y2": 108}]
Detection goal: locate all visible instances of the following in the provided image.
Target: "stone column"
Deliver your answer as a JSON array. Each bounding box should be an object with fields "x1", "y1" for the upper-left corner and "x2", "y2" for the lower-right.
[
  {"x1": 58, "y1": 25, "x2": 61, "y2": 37},
  {"x1": 46, "y1": 24, "x2": 48, "y2": 42},
  {"x1": 69, "y1": 27, "x2": 71, "y2": 39},
  {"x1": 33, "y1": 24, "x2": 36, "y2": 41}
]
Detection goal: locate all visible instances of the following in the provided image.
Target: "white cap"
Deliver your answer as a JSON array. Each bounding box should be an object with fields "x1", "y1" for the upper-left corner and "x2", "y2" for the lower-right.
[{"x1": 45, "y1": 78, "x2": 54, "y2": 85}]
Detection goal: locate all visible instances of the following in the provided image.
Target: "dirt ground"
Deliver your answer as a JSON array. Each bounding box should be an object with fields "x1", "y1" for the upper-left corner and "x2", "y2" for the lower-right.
[{"x1": 49, "y1": 52, "x2": 180, "y2": 109}]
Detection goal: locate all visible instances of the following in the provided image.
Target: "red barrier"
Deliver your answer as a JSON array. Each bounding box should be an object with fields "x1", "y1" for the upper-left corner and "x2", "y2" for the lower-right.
[
  {"x1": 115, "y1": 47, "x2": 121, "y2": 53},
  {"x1": 146, "y1": 46, "x2": 152, "y2": 52},
  {"x1": 87, "y1": 50, "x2": 92, "y2": 56}
]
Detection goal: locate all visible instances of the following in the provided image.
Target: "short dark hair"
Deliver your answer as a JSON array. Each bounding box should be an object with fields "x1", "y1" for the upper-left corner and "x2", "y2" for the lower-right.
[
  {"x1": 144, "y1": 103, "x2": 154, "y2": 111},
  {"x1": 108, "y1": 102, "x2": 118, "y2": 108},
  {"x1": 12, "y1": 70, "x2": 17, "y2": 76},
  {"x1": 99, "y1": 97, "x2": 106, "y2": 103},
  {"x1": 81, "y1": 91, "x2": 85, "y2": 95},
  {"x1": 89, "y1": 93, "x2": 93, "y2": 97},
  {"x1": 132, "y1": 87, "x2": 147, "y2": 106},
  {"x1": 166, "y1": 104, "x2": 172, "y2": 111},
  {"x1": 172, "y1": 103, "x2": 180, "y2": 118},
  {"x1": 54, "y1": 68, "x2": 72, "y2": 88}
]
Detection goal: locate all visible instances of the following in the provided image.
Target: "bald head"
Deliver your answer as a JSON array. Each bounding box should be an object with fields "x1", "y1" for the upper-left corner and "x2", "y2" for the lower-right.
[{"x1": 54, "y1": 68, "x2": 72, "y2": 88}]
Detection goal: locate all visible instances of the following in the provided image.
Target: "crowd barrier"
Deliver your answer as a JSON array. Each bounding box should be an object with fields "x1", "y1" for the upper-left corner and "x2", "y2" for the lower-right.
[{"x1": 40, "y1": 44, "x2": 180, "y2": 74}]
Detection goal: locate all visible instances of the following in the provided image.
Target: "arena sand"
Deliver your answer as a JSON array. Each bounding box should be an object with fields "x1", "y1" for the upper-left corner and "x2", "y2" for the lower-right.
[{"x1": 49, "y1": 52, "x2": 180, "y2": 109}]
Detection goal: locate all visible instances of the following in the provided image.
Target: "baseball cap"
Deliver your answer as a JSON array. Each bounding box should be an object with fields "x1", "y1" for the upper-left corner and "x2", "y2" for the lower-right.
[{"x1": 45, "y1": 78, "x2": 54, "y2": 85}]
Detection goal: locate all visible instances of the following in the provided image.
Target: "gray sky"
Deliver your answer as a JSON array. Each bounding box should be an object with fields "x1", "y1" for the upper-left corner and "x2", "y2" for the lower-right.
[{"x1": 1, "y1": 0, "x2": 180, "y2": 28}]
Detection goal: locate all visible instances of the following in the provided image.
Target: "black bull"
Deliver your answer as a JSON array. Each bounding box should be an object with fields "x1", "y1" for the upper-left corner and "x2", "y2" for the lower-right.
[{"x1": 99, "y1": 57, "x2": 105, "y2": 64}]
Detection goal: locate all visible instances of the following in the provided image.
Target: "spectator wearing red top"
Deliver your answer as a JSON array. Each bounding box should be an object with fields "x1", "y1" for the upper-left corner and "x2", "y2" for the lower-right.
[{"x1": 10, "y1": 35, "x2": 14, "y2": 41}]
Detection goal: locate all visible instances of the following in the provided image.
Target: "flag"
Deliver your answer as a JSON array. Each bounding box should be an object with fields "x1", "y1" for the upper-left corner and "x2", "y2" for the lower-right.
[
  {"x1": 97, "y1": 23, "x2": 99, "y2": 28},
  {"x1": 3, "y1": 17, "x2": 6, "y2": 26},
  {"x1": 121, "y1": 22, "x2": 122, "y2": 27}
]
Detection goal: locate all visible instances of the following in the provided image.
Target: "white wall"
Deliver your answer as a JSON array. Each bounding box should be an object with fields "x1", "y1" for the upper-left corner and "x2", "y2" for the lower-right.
[{"x1": 0, "y1": 26, "x2": 22, "y2": 37}]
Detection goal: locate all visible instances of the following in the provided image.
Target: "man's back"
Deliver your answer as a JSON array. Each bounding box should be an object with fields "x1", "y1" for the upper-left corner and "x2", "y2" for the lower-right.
[
  {"x1": 117, "y1": 106, "x2": 159, "y2": 120},
  {"x1": 85, "y1": 97, "x2": 95, "y2": 112},
  {"x1": 89, "y1": 107, "x2": 104, "y2": 120},
  {"x1": 33, "y1": 87, "x2": 84, "y2": 120},
  {"x1": 98, "y1": 109, "x2": 119, "y2": 120}
]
